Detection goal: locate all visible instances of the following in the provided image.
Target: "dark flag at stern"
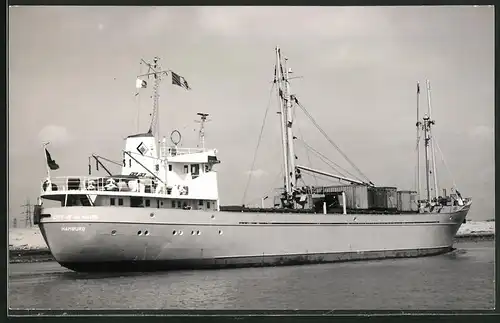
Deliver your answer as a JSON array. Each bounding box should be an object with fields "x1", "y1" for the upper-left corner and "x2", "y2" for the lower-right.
[{"x1": 45, "y1": 148, "x2": 60, "y2": 170}]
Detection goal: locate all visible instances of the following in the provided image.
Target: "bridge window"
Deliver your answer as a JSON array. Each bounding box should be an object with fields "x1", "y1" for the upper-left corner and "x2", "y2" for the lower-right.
[
  {"x1": 207, "y1": 201, "x2": 211, "y2": 209},
  {"x1": 168, "y1": 165, "x2": 173, "y2": 171},
  {"x1": 130, "y1": 196, "x2": 143, "y2": 207},
  {"x1": 191, "y1": 164, "x2": 200, "y2": 179},
  {"x1": 110, "y1": 198, "x2": 115, "y2": 206},
  {"x1": 198, "y1": 200, "x2": 203, "y2": 206},
  {"x1": 183, "y1": 165, "x2": 189, "y2": 174},
  {"x1": 177, "y1": 201, "x2": 182, "y2": 208},
  {"x1": 65, "y1": 194, "x2": 92, "y2": 207},
  {"x1": 145, "y1": 199, "x2": 151, "y2": 207},
  {"x1": 171, "y1": 200, "x2": 175, "y2": 208},
  {"x1": 118, "y1": 198, "x2": 123, "y2": 206}
]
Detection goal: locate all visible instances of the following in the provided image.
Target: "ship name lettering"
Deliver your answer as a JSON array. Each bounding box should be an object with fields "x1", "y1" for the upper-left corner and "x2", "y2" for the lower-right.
[{"x1": 61, "y1": 226, "x2": 86, "y2": 232}]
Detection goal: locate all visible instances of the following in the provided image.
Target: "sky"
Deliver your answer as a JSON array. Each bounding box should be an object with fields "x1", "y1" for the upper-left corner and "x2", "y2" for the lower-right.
[{"x1": 8, "y1": 6, "x2": 494, "y2": 224}]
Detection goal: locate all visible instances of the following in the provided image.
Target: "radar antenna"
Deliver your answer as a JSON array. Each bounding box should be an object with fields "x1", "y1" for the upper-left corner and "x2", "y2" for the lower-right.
[{"x1": 194, "y1": 113, "x2": 211, "y2": 149}]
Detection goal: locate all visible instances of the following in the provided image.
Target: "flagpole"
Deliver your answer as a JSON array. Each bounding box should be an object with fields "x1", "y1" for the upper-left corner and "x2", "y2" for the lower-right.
[{"x1": 43, "y1": 142, "x2": 51, "y2": 180}]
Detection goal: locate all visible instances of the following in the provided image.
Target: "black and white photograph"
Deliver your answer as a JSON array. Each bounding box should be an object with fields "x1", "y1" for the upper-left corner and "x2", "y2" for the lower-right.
[{"x1": 8, "y1": 5, "x2": 494, "y2": 311}]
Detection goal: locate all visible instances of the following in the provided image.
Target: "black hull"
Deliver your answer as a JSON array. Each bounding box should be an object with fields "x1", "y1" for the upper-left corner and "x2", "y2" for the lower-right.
[{"x1": 59, "y1": 246, "x2": 454, "y2": 273}]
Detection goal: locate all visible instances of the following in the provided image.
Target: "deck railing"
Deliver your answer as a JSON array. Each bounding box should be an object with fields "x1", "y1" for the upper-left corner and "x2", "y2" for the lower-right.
[
  {"x1": 41, "y1": 176, "x2": 165, "y2": 195},
  {"x1": 165, "y1": 147, "x2": 207, "y2": 157}
]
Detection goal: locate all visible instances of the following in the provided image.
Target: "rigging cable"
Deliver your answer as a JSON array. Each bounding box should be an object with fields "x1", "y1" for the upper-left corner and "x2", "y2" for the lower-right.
[
  {"x1": 433, "y1": 135, "x2": 457, "y2": 191},
  {"x1": 293, "y1": 97, "x2": 373, "y2": 185},
  {"x1": 414, "y1": 127, "x2": 423, "y2": 193},
  {"x1": 295, "y1": 138, "x2": 365, "y2": 183},
  {"x1": 241, "y1": 81, "x2": 276, "y2": 205},
  {"x1": 295, "y1": 138, "x2": 345, "y2": 179},
  {"x1": 293, "y1": 108, "x2": 318, "y2": 187},
  {"x1": 92, "y1": 154, "x2": 123, "y2": 166},
  {"x1": 93, "y1": 155, "x2": 123, "y2": 166}
]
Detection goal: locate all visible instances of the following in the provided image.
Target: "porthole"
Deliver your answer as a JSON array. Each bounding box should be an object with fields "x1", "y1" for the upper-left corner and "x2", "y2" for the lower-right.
[
  {"x1": 196, "y1": 230, "x2": 201, "y2": 236},
  {"x1": 150, "y1": 213, "x2": 155, "y2": 218},
  {"x1": 144, "y1": 230, "x2": 149, "y2": 236},
  {"x1": 137, "y1": 230, "x2": 142, "y2": 236},
  {"x1": 211, "y1": 215, "x2": 215, "y2": 219},
  {"x1": 191, "y1": 231, "x2": 195, "y2": 235},
  {"x1": 218, "y1": 230, "x2": 223, "y2": 235},
  {"x1": 179, "y1": 231, "x2": 183, "y2": 236},
  {"x1": 173, "y1": 230, "x2": 177, "y2": 235},
  {"x1": 111, "y1": 230, "x2": 117, "y2": 236}
]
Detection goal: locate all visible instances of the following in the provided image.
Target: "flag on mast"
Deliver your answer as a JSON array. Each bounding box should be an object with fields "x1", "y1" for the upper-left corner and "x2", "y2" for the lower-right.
[
  {"x1": 171, "y1": 71, "x2": 191, "y2": 90},
  {"x1": 45, "y1": 149, "x2": 60, "y2": 170}
]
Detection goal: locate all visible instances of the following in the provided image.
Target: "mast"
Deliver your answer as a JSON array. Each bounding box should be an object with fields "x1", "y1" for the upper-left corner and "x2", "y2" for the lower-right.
[
  {"x1": 195, "y1": 113, "x2": 210, "y2": 149},
  {"x1": 416, "y1": 82, "x2": 421, "y2": 201},
  {"x1": 283, "y1": 57, "x2": 297, "y2": 195},
  {"x1": 43, "y1": 142, "x2": 51, "y2": 180},
  {"x1": 426, "y1": 80, "x2": 439, "y2": 200},
  {"x1": 423, "y1": 112, "x2": 431, "y2": 202},
  {"x1": 137, "y1": 57, "x2": 169, "y2": 146},
  {"x1": 422, "y1": 80, "x2": 438, "y2": 203},
  {"x1": 136, "y1": 57, "x2": 191, "y2": 163},
  {"x1": 148, "y1": 57, "x2": 161, "y2": 137},
  {"x1": 275, "y1": 46, "x2": 291, "y2": 200}
]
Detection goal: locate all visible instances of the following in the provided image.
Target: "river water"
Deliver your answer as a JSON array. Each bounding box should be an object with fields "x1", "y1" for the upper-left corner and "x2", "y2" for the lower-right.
[{"x1": 8, "y1": 240, "x2": 495, "y2": 311}]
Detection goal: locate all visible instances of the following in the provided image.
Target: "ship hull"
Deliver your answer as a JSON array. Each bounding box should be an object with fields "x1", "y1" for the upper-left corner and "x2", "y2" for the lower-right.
[
  {"x1": 37, "y1": 203, "x2": 470, "y2": 272},
  {"x1": 58, "y1": 247, "x2": 453, "y2": 272}
]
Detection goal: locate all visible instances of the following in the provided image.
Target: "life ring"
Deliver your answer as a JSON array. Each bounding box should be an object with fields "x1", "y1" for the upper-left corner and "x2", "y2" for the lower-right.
[
  {"x1": 86, "y1": 180, "x2": 96, "y2": 190},
  {"x1": 105, "y1": 183, "x2": 117, "y2": 191},
  {"x1": 170, "y1": 130, "x2": 182, "y2": 146},
  {"x1": 42, "y1": 180, "x2": 57, "y2": 192},
  {"x1": 105, "y1": 178, "x2": 117, "y2": 191}
]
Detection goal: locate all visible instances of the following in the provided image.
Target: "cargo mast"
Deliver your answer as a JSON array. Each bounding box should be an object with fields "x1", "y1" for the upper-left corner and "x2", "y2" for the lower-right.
[
  {"x1": 426, "y1": 80, "x2": 439, "y2": 201},
  {"x1": 275, "y1": 46, "x2": 297, "y2": 208},
  {"x1": 284, "y1": 55, "x2": 297, "y2": 197},
  {"x1": 422, "y1": 80, "x2": 438, "y2": 203},
  {"x1": 416, "y1": 82, "x2": 421, "y2": 202}
]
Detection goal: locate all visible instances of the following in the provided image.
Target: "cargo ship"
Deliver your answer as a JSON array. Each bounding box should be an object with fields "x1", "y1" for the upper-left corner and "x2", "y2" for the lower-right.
[{"x1": 33, "y1": 48, "x2": 471, "y2": 272}]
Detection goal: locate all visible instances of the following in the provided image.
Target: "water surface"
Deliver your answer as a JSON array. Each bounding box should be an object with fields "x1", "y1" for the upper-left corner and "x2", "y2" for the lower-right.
[{"x1": 8, "y1": 240, "x2": 495, "y2": 310}]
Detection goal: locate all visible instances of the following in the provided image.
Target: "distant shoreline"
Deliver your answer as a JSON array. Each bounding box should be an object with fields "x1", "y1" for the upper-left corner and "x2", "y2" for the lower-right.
[
  {"x1": 9, "y1": 249, "x2": 53, "y2": 264},
  {"x1": 8, "y1": 234, "x2": 494, "y2": 264},
  {"x1": 453, "y1": 234, "x2": 495, "y2": 242}
]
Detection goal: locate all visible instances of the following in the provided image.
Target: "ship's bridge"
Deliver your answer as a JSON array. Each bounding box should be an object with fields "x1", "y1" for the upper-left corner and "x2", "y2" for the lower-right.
[
  {"x1": 40, "y1": 143, "x2": 221, "y2": 205},
  {"x1": 39, "y1": 128, "x2": 221, "y2": 212}
]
